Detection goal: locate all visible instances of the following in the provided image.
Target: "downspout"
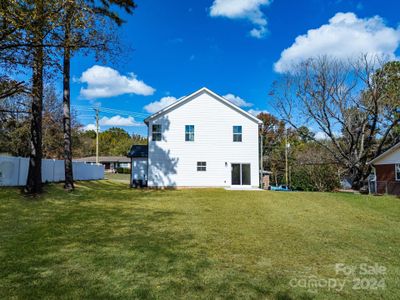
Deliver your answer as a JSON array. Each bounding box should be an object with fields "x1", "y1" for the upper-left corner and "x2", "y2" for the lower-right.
[
  {"x1": 373, "y1": 165, "x2": 377, "y2": 194},
  {"x1": 129, "y1": 156, "x2": 133, "y2": 188},
  {"x1": 146, "y1": 121, "x2": 150, "y2": 187}
]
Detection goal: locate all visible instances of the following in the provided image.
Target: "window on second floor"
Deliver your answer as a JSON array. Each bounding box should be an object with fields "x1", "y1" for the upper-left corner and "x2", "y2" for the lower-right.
[
  {"x1": 233, "y1": 126, "x2": 242, "y2": 142},
  {"x1": 396, "y1": 164, "x2": 400, "y2": 181},
  {"x1": 185, "y1": 125, "x2": 195, "y2": 141},
  {"x1": 197, "y1": 161, "x2": 206, "y2": 171},
  {"x1": 152, "y1": 124, "x2": 162, "y2": 141}
]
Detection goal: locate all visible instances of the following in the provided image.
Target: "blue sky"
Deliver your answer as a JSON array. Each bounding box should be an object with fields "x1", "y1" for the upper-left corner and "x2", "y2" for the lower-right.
[{"x1": 70, "y1": 0, "x2": 400, "y2": 136}]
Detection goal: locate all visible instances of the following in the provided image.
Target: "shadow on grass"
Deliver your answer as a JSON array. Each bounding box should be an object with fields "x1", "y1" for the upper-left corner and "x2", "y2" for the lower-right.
[
  {"x1": 0, "y1": 182, "x2": 319, "y2": 299},
  {"x1": 0, "y1": 193, "x2": 204, "y2": 299}
]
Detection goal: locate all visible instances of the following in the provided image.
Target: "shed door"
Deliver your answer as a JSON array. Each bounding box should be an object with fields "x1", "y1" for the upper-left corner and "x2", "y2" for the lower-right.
[{"x1": 132, "y1": 159, "x2": 148, "y2": 180}]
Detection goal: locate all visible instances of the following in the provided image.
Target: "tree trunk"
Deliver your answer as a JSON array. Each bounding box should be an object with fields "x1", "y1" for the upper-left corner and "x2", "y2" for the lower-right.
[
  {"x1": 350, "y1": 165, "x2": 370, "y2": 190},
  {"x1": 63, "y1": 13, "x2": 74, "y2": 191},
  {"x1": 25, "y1": 1, "x2": 44, "y2": 194}
]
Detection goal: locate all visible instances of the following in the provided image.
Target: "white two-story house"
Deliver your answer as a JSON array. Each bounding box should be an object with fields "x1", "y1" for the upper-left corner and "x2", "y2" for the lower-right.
[{"x1": 129, "y1": 87, "x2": 262, "y2": 188}]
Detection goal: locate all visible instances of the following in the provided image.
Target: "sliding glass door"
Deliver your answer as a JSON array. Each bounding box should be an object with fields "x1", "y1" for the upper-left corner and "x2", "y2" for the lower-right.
[{"x1": 231, "y1": 163, "x2": 251, "y2": 185}]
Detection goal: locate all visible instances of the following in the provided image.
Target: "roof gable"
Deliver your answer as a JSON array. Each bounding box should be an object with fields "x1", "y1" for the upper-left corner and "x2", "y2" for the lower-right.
[
  {"x1": 144, "y1": 87, "x2": 262, "y2": 124},
  {"x1": 370, "y1": 142, "x2": 400, "y2": 165}
]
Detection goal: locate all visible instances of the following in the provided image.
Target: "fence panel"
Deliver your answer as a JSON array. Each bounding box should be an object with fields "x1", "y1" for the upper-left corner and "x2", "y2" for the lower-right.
[
  {"x1": 42, "y1": 159, "x2": 55, "y2": 183},
  {"x1": 371, "y1": 181, "x2": 400, "y2": 196},
  {"x1": 0, "y1": 156, "x2": 104, "y2": 186},
  {"x1": 0, "y1": 156, "x2": 22, "y2": 186},
  {"x1": 18, "y1": 158, "x2": 29, "y2": 186},
  {"x1": 54, "y1": 160, "x2": 65, "y2": 182}
]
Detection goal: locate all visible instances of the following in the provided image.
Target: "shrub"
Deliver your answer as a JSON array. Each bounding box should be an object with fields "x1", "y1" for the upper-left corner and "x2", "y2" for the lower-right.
[
  {"x1": 116, "y1": 167, "x2": 130, "y2": 174},
  {"x1": 291, "y1": 164, "x2": 340, "y2": 192}
]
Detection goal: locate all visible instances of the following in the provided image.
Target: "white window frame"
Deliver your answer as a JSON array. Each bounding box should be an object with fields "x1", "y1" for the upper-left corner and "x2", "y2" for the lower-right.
[
  {"x1": 396, "y1": 164, "x2": 400, "y2": 181},
  {"x1": 233, "y1": 126, "x2": 242, "y2": 142},
  {"x1": 152, "y1": 124, "x2": 162, "y2": 141},
  {"x1": 185, "y1": 125, "x2": 195, "y2": 142},
  {"x1": 197, "y1": 161, "x2": 206, "y2": 171}
]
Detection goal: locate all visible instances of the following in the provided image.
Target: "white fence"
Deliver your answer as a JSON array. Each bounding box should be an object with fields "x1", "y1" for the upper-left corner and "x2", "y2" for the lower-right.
[{"x1": 0, "y1": 156, "x2": 104, "y2": 187}]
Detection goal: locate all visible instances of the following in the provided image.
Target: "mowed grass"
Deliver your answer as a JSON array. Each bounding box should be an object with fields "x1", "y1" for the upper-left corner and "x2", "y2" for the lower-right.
[
  {"x1": 104, "y1": 173, "x2": 131, "y2": 183},
  {"x1": 0, "y1": 181, "x2": 399, "y2": 299}
]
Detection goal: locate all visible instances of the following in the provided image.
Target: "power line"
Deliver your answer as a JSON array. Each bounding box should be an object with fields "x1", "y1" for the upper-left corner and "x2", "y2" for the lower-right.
[{"x1": 71, "y1": 104, "x2": 150, "y2": 119}]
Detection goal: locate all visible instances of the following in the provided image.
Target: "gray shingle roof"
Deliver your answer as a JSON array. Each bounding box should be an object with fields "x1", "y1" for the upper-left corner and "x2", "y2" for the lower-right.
[
  {"x1": 73, "y1": 156, "x2": 131, "y2": 163},
  {"x1": 127, "y1": 145, "x2": 148, "y2": 158}
]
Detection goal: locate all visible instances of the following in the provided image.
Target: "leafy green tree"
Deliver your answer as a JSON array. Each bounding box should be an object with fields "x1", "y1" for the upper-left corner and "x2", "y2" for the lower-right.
[
  {"x1": 59, "y1": 0, "x2": 136, "y2": 190},
  {"x1": 97, "y1": 127, "x2": 146, "y2": 156},
  {"x1": 1, "y1": 0, "x2": 64, "y2": 194}
]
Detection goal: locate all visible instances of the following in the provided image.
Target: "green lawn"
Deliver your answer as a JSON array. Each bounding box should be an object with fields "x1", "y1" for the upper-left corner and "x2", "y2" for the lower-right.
[
  {"x1": 104, "y1": 172, "x2": 131, "y2": 183},
  {"x1": 0, "y1": 181, "x2": 399, "y2": 299}
]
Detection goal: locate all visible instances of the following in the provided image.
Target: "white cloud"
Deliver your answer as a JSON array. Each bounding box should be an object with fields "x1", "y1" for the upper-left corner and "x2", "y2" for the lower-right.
[
  {"x1": 83, "y1": 124, "x2": 96, "y2": 131},
  {"x1": 274, "y1": 12, "x2": 400, "y2": 73},
  {"x1": 79, "y1": 65, "x2": 155, "y2": 99},
  {"x1": 248, "y1": 109, "x2": 267, "y2": 116},
  {"x1": 314, "y1": 130, "x2": 342, "y2": 140},
  {"x1": 223, "y1": 93, "x2": 253, "y2": 107},
  {"x1": 209, "y1": 0, "x2": 271, "y2": 38},
  {"x1": 315, "y1": 131, "x2": 329, "y2": 140},
  {"x1": 250, "y1": 26, "x2": 267, "y2": 39},
  {"x1": 144, "y1": 96, "x2": 178, "y2": 114},
  {"x1": 99, "y1": 115, "x2": 142, "y2": 127}
]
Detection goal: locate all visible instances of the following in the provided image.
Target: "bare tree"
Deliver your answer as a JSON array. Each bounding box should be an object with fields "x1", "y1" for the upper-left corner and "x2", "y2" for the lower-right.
[{"x1": 272, "y1": 56, "x2": 400, "y2": 189}]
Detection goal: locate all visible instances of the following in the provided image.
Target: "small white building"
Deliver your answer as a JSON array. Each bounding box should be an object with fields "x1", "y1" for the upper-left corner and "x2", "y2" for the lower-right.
[{"x1": 130, "y1": 87, "x2": 262, "y2": 188}]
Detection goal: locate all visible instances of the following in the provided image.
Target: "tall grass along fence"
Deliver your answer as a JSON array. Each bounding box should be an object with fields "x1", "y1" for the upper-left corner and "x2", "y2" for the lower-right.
[{"x1": 0, "y1": 156, "x2": 104, "y2": 187}]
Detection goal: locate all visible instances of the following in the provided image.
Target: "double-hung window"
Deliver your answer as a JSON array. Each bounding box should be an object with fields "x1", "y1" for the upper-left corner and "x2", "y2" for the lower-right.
[
  {"x1": 197, "y1": 161, "x2": 206, "y2": 171},
  {"x1": 152, "y1": 124, "x2": 162, "y2": 141},
  {"x1": 396, "y1": 164, "x2": 400, "y2": 181},
  {"x1": 185, "y1": 125, "x2": 195, "y2": 141},
  {"x1": 233, "y1": 126, "x2": 242, "y2": 142}
]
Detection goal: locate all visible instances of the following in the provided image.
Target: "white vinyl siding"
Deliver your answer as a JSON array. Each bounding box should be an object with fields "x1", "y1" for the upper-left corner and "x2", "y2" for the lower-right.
[
  {"x1": 132, "y1": 158, "x2": 148, "y2": 181},
  {"x1": 147, "y1": 91, "x2": 259, "y2": 187}
]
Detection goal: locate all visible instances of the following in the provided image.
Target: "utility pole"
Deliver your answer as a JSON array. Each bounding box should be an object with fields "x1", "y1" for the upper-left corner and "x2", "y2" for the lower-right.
[
  {"x1": 95, "y1": 108, "x2": 99, "y2": 164},
  {"x1": 285, "y1": 128, "x2": 289, "y2": 185}
]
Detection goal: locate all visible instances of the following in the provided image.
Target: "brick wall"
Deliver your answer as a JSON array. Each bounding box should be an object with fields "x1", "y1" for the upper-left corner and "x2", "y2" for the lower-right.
[{"x1": 375, "y1": 164, "x2": 400, "y2": 195}]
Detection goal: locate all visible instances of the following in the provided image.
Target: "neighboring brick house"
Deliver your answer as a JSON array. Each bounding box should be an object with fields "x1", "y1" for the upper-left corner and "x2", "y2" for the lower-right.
[{"x1": 370, "y1": 142, "x2": 400, "y2": 195}]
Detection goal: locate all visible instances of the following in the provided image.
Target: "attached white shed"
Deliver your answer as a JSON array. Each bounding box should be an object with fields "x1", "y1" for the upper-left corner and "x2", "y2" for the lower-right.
[{"x1": 128, "y1": 145, "x2": 148, "y2": 187}]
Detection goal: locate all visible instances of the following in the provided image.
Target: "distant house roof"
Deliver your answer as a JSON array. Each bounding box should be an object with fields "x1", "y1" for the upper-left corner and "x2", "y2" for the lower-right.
[
  {"x1": 144, "y1": 87, "x2": 262, "y2": 125},
  {"x1": 369, "y1": 142, "x2": 400, "y2": 165},
  {"x1": 73, "y1": 156, "x2": 131, "y2": 163},
  {"x1": 127, "y1": 145, "x2": 148, "y2": 158}
]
